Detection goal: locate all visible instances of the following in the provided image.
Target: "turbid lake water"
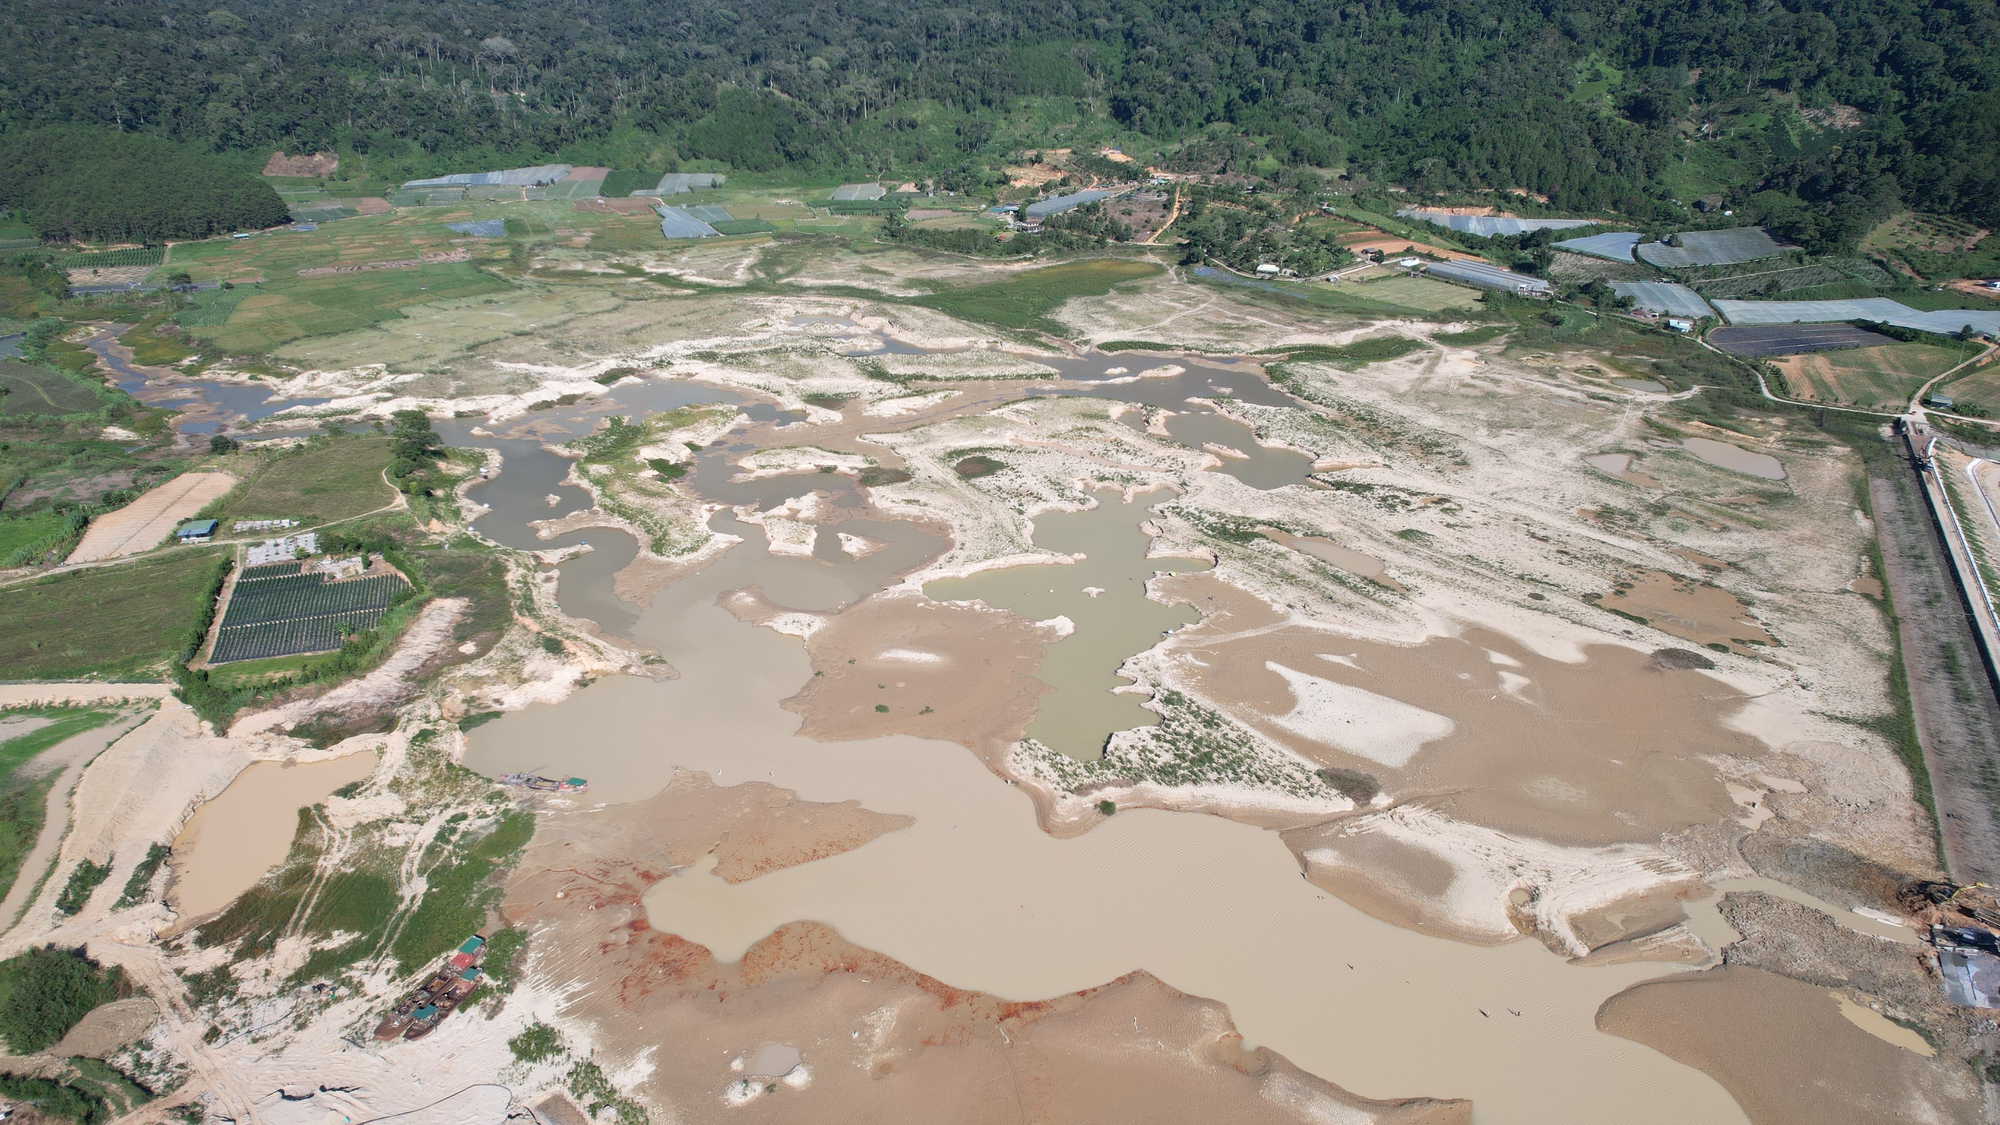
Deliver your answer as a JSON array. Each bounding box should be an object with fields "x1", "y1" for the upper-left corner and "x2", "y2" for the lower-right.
[
  {"x1": 454, "y1": 375, "x2": 1773, "y2": 1123},
  {"x1": 926, "y1": 490, "x2": 1207, "y2": 758},
  {"x1": 168, "y1": 753, "x2": 379, "y2": 922},
  {"x1": 1682, "y1": 437, "x2": 1786, "y2": 480},
  {"x1": 463, "y1": 495, "x2": 1751, "y2": 1123}
]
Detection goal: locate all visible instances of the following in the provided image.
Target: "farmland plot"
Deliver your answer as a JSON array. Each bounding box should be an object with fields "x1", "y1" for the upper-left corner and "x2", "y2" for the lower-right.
[{"x1": 209, "y1": 561, "x2": 410, "y2": 663}]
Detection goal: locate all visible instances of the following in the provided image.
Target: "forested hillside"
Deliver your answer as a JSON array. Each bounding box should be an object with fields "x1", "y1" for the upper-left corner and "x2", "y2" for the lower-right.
[
  {"x1": 0, "y1": 129, "x2": 288, "y2": 243},
  {"x1": 0, "y1": 0, "x2": 1993, "y2": 248}
]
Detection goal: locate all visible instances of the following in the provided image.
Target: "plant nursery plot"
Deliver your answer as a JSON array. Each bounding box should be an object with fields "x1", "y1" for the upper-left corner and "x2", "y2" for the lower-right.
[{"x1": 209, "y1": 562, "x2": 410, "y2": 663}]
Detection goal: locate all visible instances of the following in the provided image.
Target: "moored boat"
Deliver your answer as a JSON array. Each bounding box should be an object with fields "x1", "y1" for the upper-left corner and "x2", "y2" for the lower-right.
[{"x1": 499, "y1": 773, "x2": 589, "y2": 793}]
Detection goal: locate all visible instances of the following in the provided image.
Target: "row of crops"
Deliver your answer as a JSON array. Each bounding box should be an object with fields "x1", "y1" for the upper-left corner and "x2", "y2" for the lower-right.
[
  {"x1": 209, "y1": 562, "x2": 410, "y2": 663},
  {"x1": 51, "y1": 247, "x2": 166, "y2": 269},
  {"x1": 222, "y1": 570, "x2": 403, "y2": 627}
]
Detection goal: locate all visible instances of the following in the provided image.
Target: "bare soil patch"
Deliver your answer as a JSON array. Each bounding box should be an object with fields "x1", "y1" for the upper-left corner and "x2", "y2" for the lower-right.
[
  {"x1": 67, "y1": 471, "x2": 237, "y2": 562},
  {"x1": 262, "y1": 152, "x2": 338, "y2": 177},
  {"x1": 1163, "y1": 574, "x2": 1756, "y2": 847}
]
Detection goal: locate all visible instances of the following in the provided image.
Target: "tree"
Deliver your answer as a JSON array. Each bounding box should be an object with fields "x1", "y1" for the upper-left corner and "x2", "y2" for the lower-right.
[{"x1": 208, "y1": 434, "x2": 239, "y2": 454}]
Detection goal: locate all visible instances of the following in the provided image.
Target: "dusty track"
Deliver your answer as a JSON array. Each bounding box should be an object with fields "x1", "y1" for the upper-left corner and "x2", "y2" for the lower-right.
[{"x1": 1871, "y1": 464, "x2": 2000, "y2": 882}]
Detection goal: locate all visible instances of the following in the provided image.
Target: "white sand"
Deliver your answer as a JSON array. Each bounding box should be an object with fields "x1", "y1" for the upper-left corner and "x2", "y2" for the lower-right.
[{"x1": 1261, "y1": 661, "x2": 1455, "y2": 767}]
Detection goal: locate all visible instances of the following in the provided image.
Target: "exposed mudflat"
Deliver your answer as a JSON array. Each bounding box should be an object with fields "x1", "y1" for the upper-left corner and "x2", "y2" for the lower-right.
[
  {"x1": 507, "y1": 773, "x2": 1463, "y2": 1124},
  {"x1": 1598, "y1": 965, "x2": 1978, "y2": 1125}
]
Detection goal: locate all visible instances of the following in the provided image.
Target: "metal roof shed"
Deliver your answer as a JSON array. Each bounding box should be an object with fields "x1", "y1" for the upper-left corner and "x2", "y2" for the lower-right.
[
  {"x1": 1423, "y1": 260, "x2": 1552, "y2": 295},
  {"x1": 1024, "y1": 189, "x2": 1114, "y2": 219},
  {"x1": 177, "y1": 519, "x2": 218, "y2": 541}
]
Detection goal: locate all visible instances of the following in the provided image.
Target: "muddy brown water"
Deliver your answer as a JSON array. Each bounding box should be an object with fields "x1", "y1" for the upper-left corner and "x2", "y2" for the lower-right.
[
  {"x1": 167, "y1": 752, "x2": 379, "y2": 921},
  {"x1": 456, "y1": 378, "x2": 1769, "y2": 1123},
  {"x1": 463, "y1": 535, "x2": 1749, "y2": 1124},
  {"x1": 1682, "y1": 438, "x2": 1785, "y2": 481},
  {"x1": 926, "y1": 490, "x2": 1208, "y2": 759}
]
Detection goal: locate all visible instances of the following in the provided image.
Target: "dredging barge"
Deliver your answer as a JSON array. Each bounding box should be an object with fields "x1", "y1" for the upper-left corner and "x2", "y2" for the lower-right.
[
  {"x1": 373, "y1": 935, "x2": 486, "y2": 1041},
  {"x1": 499, "y1": 773, "x2": 589, "y2": 793}
]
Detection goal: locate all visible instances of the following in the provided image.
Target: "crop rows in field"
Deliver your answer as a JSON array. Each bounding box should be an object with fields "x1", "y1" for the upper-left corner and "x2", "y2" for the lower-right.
[
  {"x1": 52, "y1": 247, "x2": 166, "y2": 270},
  {"x1": 210, "y1": 562, "x2": 409, "y2": 663},
  {"x1": 210, "y1": 611, "x2": 392, "y2": 663}
]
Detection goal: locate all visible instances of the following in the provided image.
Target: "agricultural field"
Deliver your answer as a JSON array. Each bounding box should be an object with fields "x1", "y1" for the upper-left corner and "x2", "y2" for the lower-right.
[
  {"x1": 205, "y1": 437, "x2": 399, "y2": 527},
  {"x1": 185, "y1": 263, "x2": 512, "y2": 353},
  {"x1": 1771, "y1": 341, "x2": 1972, "y2": 409},
  {"x1": 209, "y1": 561, "x2": 409, "y2": 663},
  {"x1": 914, "y1": 258, "x2": 1164, "y2": 331},
  {"x1": 0, "y1": 361, "x2": 103, "y2": 415},
  {"x1": 1861, "y1": 211, "x2": 2000, "y2": 282},
  {"x1": 0, "y1": 549, "x2": 224, "y2": 679},
  {"x1": 1934, "y1": 358, "x2": 2000, "y2": 418},
  {"x1": 1349, "y1": 273, "x2": 1485, "y2": 311}
]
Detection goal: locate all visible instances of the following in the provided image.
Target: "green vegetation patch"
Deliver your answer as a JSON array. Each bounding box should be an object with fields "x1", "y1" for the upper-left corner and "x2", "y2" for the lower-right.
[
  {"x1": 1433, "y1": 325, "x2": 1511, "y2": 346},
  {"x1": 206, "y1": 435, "x2": 398, "y2": 526},
  {"x1": 914, "y1": 259, "x2": 1162, "y2": 332},
  {"x1": 0, "y1": 360, "x2": 104, "y2": 415},
  {"x1": 115, "y1": 842, "x2": 169, "y2": 908},
  {"x1": 187, "y1": 263, "x2": 511, "y2": 354},
  {"x1": 54, "y1": 857, "x2": 112, "y2": 914},
  {"x1": 0, "y1": 549, "x2": 226, "y2": 679},
  {"x1": 389, "y1": 810, "x2": 532, "y2": 973},
  {"x1": 0, "y1": 946, "x2": 125, "y2": 1054},
  {"x1": 1264, "y1": 337, "x2": 1429, "y2": 369},
  {"x1": 0, "y1": 708, "x2": 119, "y2": 905}
]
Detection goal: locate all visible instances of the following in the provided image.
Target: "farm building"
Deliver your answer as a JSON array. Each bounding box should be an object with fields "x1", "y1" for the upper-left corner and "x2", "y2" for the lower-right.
[
  {"x1": 1422, "y1": 260, "x2": 1552, "y2": 296},
  {"x1": 208, "y1": 559, "x2": 411, "y2": 664},
  {"x1": 1929, "y1": 395, "x2": 1957, "y2": 410},
  {"x1": 1556, "y1": 231, "x2": 1643, "y2": 261},
  {"x1": 1635, "y1": 228, "x2": 1785, "y2": 268},
  {"x1": 444, "y1": 219, "x2": 506, "y2": 238},
  {"x1": 176, "y1": 519, "x2": 217, "y2": 542},
  {"x1": 634, "y1": 173, "x2": 727, "y2": 197},
  {"x1": 1711, "y1": 298, "x2": 2000, "y2": 337},
  {"x1": 658, "y1": 206, "x2": 722, "y2": 240},
  {"x1": 1025, "y1": 189, "x2": 1115, "y2": 219},
  {"x1": 401, "y1": 165, "x2": 571, "y2": 190},
  {"x1": 247, "y1": 533, "x2": 318, "y2": 566},
  {"x1": 1610, "y1": 282, "x2": 1715, "y2": 320},
  {"x1": 1396, "y1": 211, "x2": 1597, "y2": 237}
]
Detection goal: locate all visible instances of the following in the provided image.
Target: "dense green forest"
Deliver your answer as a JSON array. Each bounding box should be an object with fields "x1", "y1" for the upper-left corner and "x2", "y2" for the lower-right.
[
  {"x1": 0, "y1": 0, "x2": 1993, "y2": 249},
  {"x1": 0, "y1": 129, "x2": 288, "y2": 243}
]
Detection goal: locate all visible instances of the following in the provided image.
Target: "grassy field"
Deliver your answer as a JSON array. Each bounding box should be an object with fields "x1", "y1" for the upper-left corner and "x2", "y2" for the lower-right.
[
  {"x1": 207, "y1": 436, "x2": 398, "y2": 526},
  {"x1": 0, "y1": 511, "x2": 72, "y2": 561},
  {"x1": 0, "y1": 362, "x2": 103, "y2": 416},
  {"x1": 0, "y1": 550, "x2": 225, "y2": 679},
  {"x1": 915, "y1": 258, "x2": 1164, "y2": 331},
  {"x1": 1773, "y1": 342, "x2": 1971, "y2": 409},
  {"x1": 1934, "y1": 356, "x2": 2000, "y2": 416},
  {"x1": 1265, "y1": 336, "x2": 1432, "y2": 369},
  {"x1": 188, "y1": 264, "x2": 512, "y2": 353},
  {"x1": 1350, "y1": 274, "x2": 1484, "y2": 311},
  {"x1": 0, "y1": 708, "x2": 119, "y2": 907}
]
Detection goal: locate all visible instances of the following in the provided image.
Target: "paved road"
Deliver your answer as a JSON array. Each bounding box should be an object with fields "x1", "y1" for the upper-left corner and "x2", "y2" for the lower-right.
[{"x1": 1872, "y1": 465, "x2": 2000, "y2": 883}]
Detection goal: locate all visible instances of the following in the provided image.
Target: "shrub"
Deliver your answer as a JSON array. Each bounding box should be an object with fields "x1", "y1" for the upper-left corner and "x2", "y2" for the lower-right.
[{"x1": 0, "y1": 947, "x2": 124, "y2": 1054}]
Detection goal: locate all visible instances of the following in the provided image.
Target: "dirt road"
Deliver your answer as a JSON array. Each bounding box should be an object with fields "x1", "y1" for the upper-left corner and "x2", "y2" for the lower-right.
[{"x1": 1872, "y1": 464, "x2": 2000, "y2": 882}]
